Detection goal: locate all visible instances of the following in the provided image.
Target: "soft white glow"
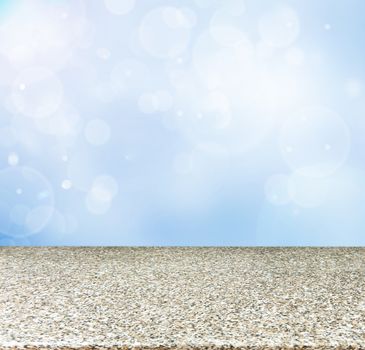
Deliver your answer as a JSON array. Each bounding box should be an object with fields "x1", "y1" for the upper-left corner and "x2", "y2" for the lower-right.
[
  {"x1": 139, "y1": 7, "x2": 194, "y2": 59},
  {"x1": 288, "y1": 172, "x2": 329, "y2": 208},
  {"x1": 285, "y1": 47, "x2": 304, "y2": 66},
  {"x1": 25, "y1": 205, "x2": 54, "y2": 233},
  {"x1": 0, "y1": 166, "x2": 54, "y2": 237},
  {"x1": 138, "y1": 90, "x2": 173, "y2": 114},
  {"x1": 11, "y1": 67, "x2": 63, "y2": 119},
  {"x1": 85, "y1": 175, "x2": 118, "y2": 215},
  {"x1": 61, "y1": 179, "x2": 72, "y2": 190},
  {"x1": 96, "y1": 47, "x2": 111, "y2": 60},
  {"x1": 36, "y1": 103, "x2": 81, "y2": 138},
  {"x1": 0, "y1": 0, "x2": 88, "y2": 70},
  {"x1": 84, "y1": 119, "x2": 111, "y2": 146},
  {"x1": 104, "y1": 0, "x2": 135, "y2": 15},
  {"x1": 85, "y1": 193, "x2": 111, "y2": 215},
  {"x1": 345, "y1": 79, "x2": 363, "y2": 98},
  {"x1": 138, "y1": 93, "x2": 159, "y2": 114},
  {"x1": 279, "y1": 107, "x2": 351, "y2": 177},
  {"x1": 193, "y1": 30, "x2": 254, "y2": 89},
  {"x1": 258, "y1": 7, "x2": 300, "y2": 48},
  {"x1": 209, "y1": 10, "x2": 247, "y2": 47},
  {"x1": 8, "y1": 152, "x2": 19, "y2": 166},
  {"x1": 111, "y1": 59, "x2": 148, "y2": 95},
  {"x1": 91, "y1": 175, "x2": 119, "y2": 201}
]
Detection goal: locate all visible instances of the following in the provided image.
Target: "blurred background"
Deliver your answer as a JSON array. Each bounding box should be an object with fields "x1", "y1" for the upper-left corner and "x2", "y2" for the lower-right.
[{"x1": 0, "y1": 0, "x2": 364, "y2": 246}]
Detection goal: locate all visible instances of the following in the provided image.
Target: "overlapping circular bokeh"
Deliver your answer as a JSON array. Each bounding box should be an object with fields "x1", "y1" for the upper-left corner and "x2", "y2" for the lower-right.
[
  {"x1": 139, "y1": 6, "x2": 196, "y2": 59},
  {"x1": 0, "y1": 0, "x2": 360, "y2": 245},
  {"x1": 0, "y1": 166, "x2": 54, "y2": 238},
  {"x1": 279, "y1": 107, "x2": 351, "y2": 177}
]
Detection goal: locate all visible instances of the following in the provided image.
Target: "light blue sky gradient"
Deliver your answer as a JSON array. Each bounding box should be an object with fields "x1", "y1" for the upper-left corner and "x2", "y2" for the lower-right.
[{"x1": 0, "y1": 0, "x2": 364, "y2": 246}]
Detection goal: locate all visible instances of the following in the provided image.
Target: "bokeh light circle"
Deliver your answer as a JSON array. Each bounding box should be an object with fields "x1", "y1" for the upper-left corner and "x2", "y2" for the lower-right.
[
  {"x1": 138, "y1": 90, "x2": 173, "y2": 114},
  {"x1": 0, "y1": 0, "x2": 87, "y2": 70},
  {"x1": 194, "y1": 0, "x2": 245, "y2": 14},
  {"x1": 139, "y1": 6, "x2": 194, "y2": 59},
  {"x1": 175, "y1": 89, "x2": 275, "y2": 154},
  {"x1": 11, "y1": 67, "x2": 63, "y2": 119},
  {"x1": 138, "y1": 93, "x2": 159, "y2": 114},
  {"x1": 0, "y1": 166, "x2": 54, "y2": 238},
  {"x1": 85, "y1": 194, "x2": 111, "y2": 215},
  {"x1": 8, "y1": 152, "x2": 19, "y2": 166},
  {"x1": 258, "y1": 7, "x2": 300, "y2": 48},
  {"x1": 61, "y1": 179, "x2": 72, "y2": 190},
  {"x1": 35, "y1": 103, "x2": 81, "y2": 140},
  {"x1": 209, "y1": 10, "x2": 247, "y2": 47},
  {"x1": 91, "y1": 175, "x2": 119, "y2": 201},
  {"x1": 344, "y1": 79, "x2": 363, "y2": 99},
  {"x1": 96, "y1": 47, "x2": 111, "y2": 60},
  {"x1": 155, "y1": 90, "x2": 173, "y2": 111},
  {"x1": 288, "y1": 172, "x2": 329, "y2": 208},
  {"x1": 111, "y1": 59, "x2": 149, "y2": 95},
  {"x1": 193, "y1": 30, "x2": 254, "y2": 90},
  {"x1": 85, "y1": 175, "x2": 118, "y2": 215},
  {"x1": 104, "y1": 0, "x2": 135, "y2": 15},
  {"x1": 279, "y1": 107, "x2": 351, "y2": 177}
]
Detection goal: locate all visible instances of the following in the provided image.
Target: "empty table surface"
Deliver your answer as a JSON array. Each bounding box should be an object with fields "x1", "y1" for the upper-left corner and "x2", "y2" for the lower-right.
[{"x1": 0, "y1": 247, "x2": 364, "y2": 350}]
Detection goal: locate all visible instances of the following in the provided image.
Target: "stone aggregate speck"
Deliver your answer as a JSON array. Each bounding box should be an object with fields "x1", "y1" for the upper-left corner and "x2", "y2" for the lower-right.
[{"x1": 0, "y1": 247, "x2": 365, "y2": 350}]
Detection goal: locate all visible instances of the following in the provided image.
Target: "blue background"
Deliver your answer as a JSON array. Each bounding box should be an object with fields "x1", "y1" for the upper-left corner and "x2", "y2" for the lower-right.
[{"x1": 0, "y1": 0, "x2": 364, "y2": 246}]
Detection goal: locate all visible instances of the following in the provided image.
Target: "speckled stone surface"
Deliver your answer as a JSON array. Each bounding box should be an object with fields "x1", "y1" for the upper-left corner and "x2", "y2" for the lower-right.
[{"x1": 0, "y1": 247, "x2": 365, "y2": 350}]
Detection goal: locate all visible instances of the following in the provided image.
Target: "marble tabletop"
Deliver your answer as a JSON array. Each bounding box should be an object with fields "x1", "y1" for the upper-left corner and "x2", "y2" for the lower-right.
[{"x1": 0, "y1": 247, "x2": 364, "y2": 350}]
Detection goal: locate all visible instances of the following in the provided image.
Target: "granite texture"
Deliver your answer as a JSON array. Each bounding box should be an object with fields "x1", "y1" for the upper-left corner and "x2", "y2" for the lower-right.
[{"x1": 0, "y1": 247, "x2": 365, "y2": 350}]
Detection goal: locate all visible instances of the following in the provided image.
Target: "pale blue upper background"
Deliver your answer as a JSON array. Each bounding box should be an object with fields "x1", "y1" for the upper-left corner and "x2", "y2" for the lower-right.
[{"x1": 0, "y1": 0, "x2": 364, "y2": 246}]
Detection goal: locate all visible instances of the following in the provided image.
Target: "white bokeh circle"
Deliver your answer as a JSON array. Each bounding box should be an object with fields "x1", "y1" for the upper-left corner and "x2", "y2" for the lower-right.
[
  {"x1": 61, "y1": 179, "x2": 72, "y2": 190},
  {"x1": 0, "y1": 166, "x2": 54, "y2": 238},
  {"x1": 194, "y1": 0, "x2": 245, "y2": 14},
  {"x1": 155, "y1": 90, "x2": 173, "y2": 111},
  {"x1": 96, "y1": 47, "x2": 111, "y2": 60},
  {"x1": 111, "y1": 59, "x2": 149, "y2": 95},
  {"x1": 104, "y1": 0, "x2": 135, "y2": 15},
  {"x1": 8, "y1": 152, "x2": 19, "y2": 166},
  {"x1": 344, "y1": 79, "x2": 363, "y2": 99},
  {"x1": 0, "y1": 0, "x2": 87, "y2": 70},
  {"x1": 279, "y1": 107, "x2": 351, "y2": 177},
  {"x1": 85, "y1": 194, "x2": 111, "y2": 215},
  {"x1": 11, "y1": 67, "x2": 63, "y2": 119},
  {"x1": 209, "y1": 10, "x2": 248, "y2": 47},
  {"x1": 139, "y1": 6, "x2": 195, "y2": 59},
  {"x1": 36, "y1": 103, "x2": 82, "y2": 144},
  {"x1": 288, "y1": 172, "x2": 329, "y2": 208},
  {"x1": 193, "y1": 30, "x2": 254, "y2": 90},
  {"x1": 91, "y1": 175, "x2": 119, "y2": 201},
  {"x1": 258, "y1": 7, "x2": 300, "y2": 48},
  {"x1": 174, "y1": 88, "x2": 275, "y2": 154},
  {"x1": 138, "y1": 90, "x2": 173, "y2": 114},
  {"x1": 138, "y1": 93, "x2": 159, "y2": 114},
  {"x1": 85, "y1": 175, "x2": 118, "y2": 215}
]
